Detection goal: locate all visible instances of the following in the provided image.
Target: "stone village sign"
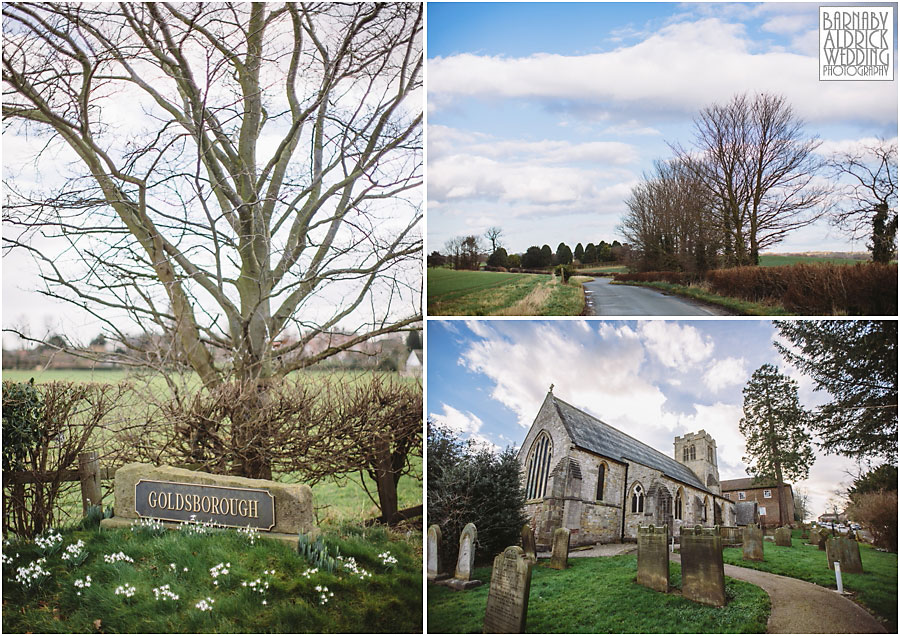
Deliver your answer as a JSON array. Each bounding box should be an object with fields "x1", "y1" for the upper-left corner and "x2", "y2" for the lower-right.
[
  {"x1": 101, "y1": 463, "x2": 315, "y2": 545},
  {"x1": 134, "y1": 479, "x2": 276, "y2": 530}
]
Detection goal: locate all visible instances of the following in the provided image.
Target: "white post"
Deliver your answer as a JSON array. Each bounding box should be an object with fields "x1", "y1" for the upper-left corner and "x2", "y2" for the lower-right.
[{"x1": 834, "y1": 561, "x2": 843, "y2": 594}]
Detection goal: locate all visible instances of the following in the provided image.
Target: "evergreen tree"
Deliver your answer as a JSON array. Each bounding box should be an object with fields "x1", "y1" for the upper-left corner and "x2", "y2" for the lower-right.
[
  {"x1": 574, "y1": 243, "x2": 584, "y2": 262},
  {"x1": 540, "y1": 245, "x2": 553, "y2": 267},
  {"x1": 406, "y1": 330, "x2": 422, "y2": 351},
  {"x1": 522, "y1": 246, "x2": 543, "y2": 268},
  {"x1": 486, "y1": 247, "x2": 509, "y2": 268},
  {"x1": 556, "y1": 242, "x2": 573, "y2": 265},
  {"x1": 739, "y1": 364, "x2": 815, "y2": 527},
  {"x1": 774, "y1": 320, "x2": 897, "y2": 462},
  {"x1": 583, "y1": 243, "x2": 597, "y2": 264}
]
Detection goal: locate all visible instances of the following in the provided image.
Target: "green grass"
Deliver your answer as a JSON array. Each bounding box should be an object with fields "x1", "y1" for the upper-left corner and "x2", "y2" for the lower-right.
[
  {"x1": 428, "y1": 555, "x2": 770, "y2": 633},
  {"x1": 3, "y1": 521, "x2": 421, "y2": 633},
  {"x1": 611, "y1": 280, "x2": 793, "y2": 315},
  {"x1": 427, "y1": 268, "x2": 586, "y2": 315},
  {"x1": 722, "y1": 532, "x2": 897, "y2": 632},
  {"x1": 758, "y1": 254, "x2": 869, "y2": 267},
  {"x1": 576, "y1": 265, "x2": 628, "y2": 275}
]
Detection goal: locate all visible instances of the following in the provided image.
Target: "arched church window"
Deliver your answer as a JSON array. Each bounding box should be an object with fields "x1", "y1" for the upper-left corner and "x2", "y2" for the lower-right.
[
  {"x1": 675, "y1": 489, "x2": 683, "y2": 520},
  {"x1": 702, "y1": 496, "x2": 709, "y2": 522},
  {"x1": 631, "y1": 483, "x2": 644, "y2": 513},
  {"x1": 596, "y1": 463, "x2": 606, "y2": 501},
  {"x1": 708, "y1": 445, "x2": 713, "y2": 462},
  {"x1": 689, "y1": 445, "x2": 696, "y2": 461},
  {"x1": 683, "y1": 446, "x2": 689, "y2": 462},
  {"x1": 525, "y1": 431, "x2": 552, "y2": 500}
]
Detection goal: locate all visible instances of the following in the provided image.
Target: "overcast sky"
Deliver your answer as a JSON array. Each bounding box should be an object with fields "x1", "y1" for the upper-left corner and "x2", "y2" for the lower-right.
[
  {"x1": 427, "y1": 2, "x2": 898, "y2": 255},
  {"x1": 427, "y1": 319, "x2": 870, "y2": 519}
]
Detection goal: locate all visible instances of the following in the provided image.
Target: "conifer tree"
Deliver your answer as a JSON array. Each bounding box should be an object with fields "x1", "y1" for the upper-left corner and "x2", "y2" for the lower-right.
[{"x1": 739, "y1": 364, "x2": 814, "y2": 526}]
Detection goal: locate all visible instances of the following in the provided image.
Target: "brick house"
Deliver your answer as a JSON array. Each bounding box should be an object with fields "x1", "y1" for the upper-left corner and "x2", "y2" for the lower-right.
[{"x1": 720, "y1": 477, "x2": 795, "y2": 528}]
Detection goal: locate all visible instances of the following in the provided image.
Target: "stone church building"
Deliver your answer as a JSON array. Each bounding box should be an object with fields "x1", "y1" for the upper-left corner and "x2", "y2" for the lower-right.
[{"x1": 518, "y1": 390, "x2": 736, "y2": 548}]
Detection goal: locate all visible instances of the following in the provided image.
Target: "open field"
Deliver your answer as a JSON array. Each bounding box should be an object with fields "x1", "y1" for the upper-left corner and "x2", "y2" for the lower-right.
[
  {"x1": 722, "y1": 531, "x2": 897, "y2": 631},
  {"x1": 427, "y1": 268, "x2": 586, "y2": 315},
  {"x1": 758, "y1": 253, "x2": 870, "y2": 267},
  {"x1": 576, "y1": 265, "x2": 628, "y2": 275},
  {"x1": 428, "y1": 555, "x2": 769, "y2": 633}
]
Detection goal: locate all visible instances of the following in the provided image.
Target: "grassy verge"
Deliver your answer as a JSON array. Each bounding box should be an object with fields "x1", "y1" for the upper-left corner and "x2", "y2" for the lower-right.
[
  {"x1": 576, "y1": 265, "x2": 628, "y2": 275},
  {"x1": 610, "y1": 280, "x2": 791, "y2": 315},
  {"x1": 722, "y1": 533, "x2": 896, "y2": 631},
  {"x1": 3, "y1": 521, "x2": 421, "y2": 633},
  {"x1": 428, "y1": 555, "x2": 769, "y2": 633}
]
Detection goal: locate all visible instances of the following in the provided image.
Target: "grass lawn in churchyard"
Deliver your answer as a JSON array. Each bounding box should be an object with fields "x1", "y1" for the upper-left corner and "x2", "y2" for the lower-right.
[
  {"x1": 2, "y1": 520, "x2": 421, "y2": 633},
  {"x1": 427, "y1": 268, "x2": 585, "y2": 315},
  {"x1": 427, "y1": 555, "x2": 770, "y2": 633},
  {"x1": 722, "y1": 532, "x2": 897, "y2": 632}
]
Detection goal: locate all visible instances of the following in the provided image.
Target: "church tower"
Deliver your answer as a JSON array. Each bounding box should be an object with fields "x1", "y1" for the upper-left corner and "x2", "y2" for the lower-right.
[{"x1": 674, "y1": 430, "x2": 721, "y2": 495}]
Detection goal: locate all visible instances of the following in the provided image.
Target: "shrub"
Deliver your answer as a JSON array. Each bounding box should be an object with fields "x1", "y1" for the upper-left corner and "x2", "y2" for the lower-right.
[
  {"x1": 427, "y1": 422, "x2": 526, "y2": 567},
  {"x1": 2, "y1": 381, "x2": 126, "y2": 538},
  {"x1": 846, "y1": 490, "x2": 897, "y2": 552},
  {"x1": 486, "y1": 248, "x2": 509, "y2": 269}
]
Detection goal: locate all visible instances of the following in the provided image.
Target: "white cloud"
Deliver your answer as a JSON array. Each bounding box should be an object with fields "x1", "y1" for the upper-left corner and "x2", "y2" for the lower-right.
[
  {"x1": 761, "y1": 15, "x2": 809, "y2": 35},
  {"x1": 429, "y1": 403, "x2": 485, "y2": 436},
  {"x1": 429, "y1": 17, "x2": 897, "y2": 126},
  {"x1": 703, "y1": 357, "x2": 749, "y2": 393},
  {"x1": 638, "y1": 321, "x2": 715, "y2": 369}
]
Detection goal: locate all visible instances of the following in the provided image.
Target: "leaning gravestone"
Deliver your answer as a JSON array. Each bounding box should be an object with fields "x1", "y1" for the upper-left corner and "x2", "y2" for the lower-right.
[
  {"x1": 637, "y1": 524, "x2": 669, "y2": 592},
  {"x1": 742, "y1": 524, "x2": 764, "y2": 561},
  {"x1": 548, "y1": 527, "x2": 570, "y2": 570},
  {"x1": 100, "y1": 463, "x2": 314, "y2": 546},
  {"x1": 680, "y1": 525, "x2": 726, "y2": 607},
  {"x1": 807, "y1": 528, "x2": 821, "y2": 546},
  {"x1": 439, "y1": 523, "x2": 483, "y2": 590},
  {"x1": 521, "y1": 523, "x2": 537, "y2": 563},
  {"x1": 774, "y1": 526, "x2": 792, "y2": 547},
  {"x1": 826, "y1": 536, "x2": 864, "y2": 574},
  {"x1": 427, "y1": 525, "x2": 444, "y2": 581},
  {"x1": 483, "y1": 546, "x2": 533, "y2": 634}
]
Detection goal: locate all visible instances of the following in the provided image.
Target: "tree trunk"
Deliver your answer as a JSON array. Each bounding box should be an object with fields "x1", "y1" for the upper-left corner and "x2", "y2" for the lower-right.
[{"x1": 373, "y1": 455, "x2": 399, "y2": 525}]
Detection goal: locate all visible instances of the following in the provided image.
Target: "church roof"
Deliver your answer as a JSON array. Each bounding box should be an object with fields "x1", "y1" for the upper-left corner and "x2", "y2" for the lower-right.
[{"x1": 549, "y1": 395, "x2": 711, "y2": 493}]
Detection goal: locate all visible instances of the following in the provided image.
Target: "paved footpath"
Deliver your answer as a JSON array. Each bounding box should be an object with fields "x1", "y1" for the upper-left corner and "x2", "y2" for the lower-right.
[{"x1": 669, "y1": 553, "x2": 887, "y2": 634}]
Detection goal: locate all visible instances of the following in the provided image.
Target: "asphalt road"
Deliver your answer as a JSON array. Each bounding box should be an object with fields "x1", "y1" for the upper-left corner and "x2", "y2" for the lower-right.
[{"x1": 583, "y1": 277, "x2": 723, "y2": 316}]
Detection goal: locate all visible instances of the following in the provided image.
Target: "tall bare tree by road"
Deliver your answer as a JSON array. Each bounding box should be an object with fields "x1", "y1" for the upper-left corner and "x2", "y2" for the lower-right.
[
  {"x1": 825, "y1": 138, "x2": 898, "y2": 263},
  {"x1": 3, "y1": 3, "x2": 423, "y2": 479}
]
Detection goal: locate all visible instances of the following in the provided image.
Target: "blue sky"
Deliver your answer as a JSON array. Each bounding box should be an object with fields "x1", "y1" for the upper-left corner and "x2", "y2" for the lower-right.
[
  {"x1": 427, "y1": 319, "x2": 865, "y2": 518},
  {"x1": 427, "y1": 2, "x2": 899, "y2": 255}
]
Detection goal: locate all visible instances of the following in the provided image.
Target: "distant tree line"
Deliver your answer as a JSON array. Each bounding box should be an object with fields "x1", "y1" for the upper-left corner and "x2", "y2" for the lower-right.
[
  {"x1": 620, "y1": 91, "x2": 897, "y2": 272},
  {"x1": 431, "y1": 231, "x2": 626, "y2": 271}
]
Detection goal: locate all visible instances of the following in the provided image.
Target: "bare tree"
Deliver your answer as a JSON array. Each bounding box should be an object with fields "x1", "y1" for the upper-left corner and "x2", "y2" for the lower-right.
[
  {"x1": 484, "y1": 226, "x2": 503, "y2": 253},
  {"x1": 825, "y1": 138, "x2": 898, "y2": 263},
  {"x1": 3, "y1": 4, "x2": 423, "y2": 478},
  {"x1": 674, "y1": 93, "x2": 828, "y2": 265}
]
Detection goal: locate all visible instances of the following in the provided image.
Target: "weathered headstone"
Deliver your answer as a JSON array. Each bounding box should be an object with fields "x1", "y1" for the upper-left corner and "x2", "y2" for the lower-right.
[
  {"x1": 680, "y1": 525, "x2": 726, "y2": 607},
  {"x1": 438, "y1": 523, "x2": 483, "y2": 590},
  {"x1": 521, "y1": 523, "x2": 537, "y2": 563},
  {"x1": 548, "y1": 527, "x2": 570, "y2": 570},
  {"x1": 483, "y1": 546, "x2": 533, "y2": 634},
  {"x1": 99, "y1": 462, "x2": 314, "y2": 546},
  {"x1": 774, "y1": 526, "x2": 792, "y2": 547},
  {"x1": 807, "y1": 528, "x2": 821, "y2": 546},
  {"x1": 800, "y1": 524, "x2": 809, "y2": 539},
  {"x1": 742, "y1": 524, "x2": 764, "y2": 561},
  {"x1": 719, "y1": 526, "x2": 742, "y2": 546},
  {"x1": 427, "y1": 524, "x2": 443, "y2": 581},
  {"x1": 817, "y1": 531, "x2": 827, "y2": 551},
  {"x1": 456, "y1": 522, "x2": 477, "y2": 580},
  {"x1": 637, "y1": 524, "x2": 669, "y2": 592},
  {"x1": 826, "y1": 536, "x2": 864, "y2": 574}
]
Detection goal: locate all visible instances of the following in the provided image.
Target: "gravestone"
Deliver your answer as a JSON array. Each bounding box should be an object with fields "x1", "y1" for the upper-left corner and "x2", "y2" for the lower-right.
[
  {"x1": 735, "y1": 500, "x2": 759, "y2": 526},
  {"x1": 637, "y1": 524, "x2": 669, "y2": 592},
  {"x1": 742, "y1": 524, "x2": 764, "y2": 561},
  {"x1": 438, "y1": 523, "x2": 483, "y2": 590},
  {"x1": 774, "y1": 526, "x2": 792, "y2": 547},
  {"x1": 548, "y1": 527, "x2": 570, "y2": 570},
  {"x1": 100, "y1": 462, "x2": 314, "y2": 546},
  {"x1": 807, "y1": 528, "x2": 820, "y2": 546},
  {"x1": 826, "y1": 536, "x2": 864, "y2": 574},
  {"x1": 719, "y1": 526, "x2": 742, "y2": 546},
  {"x1": 427, "y1": 525, "x2": 444, "y2": 581},
  {"x1": 521, "y1": 523, "x2": 537, "y2": 563},
  {"x1": 801, "y1": 524, "x2": 809, "y2": 539},
  {"x1": 680, "y1": 525, "x2": 726, "y2": 607},
  {"x1": 483, "y1": 546, "x2": 533, "y2": 634},
  {"x1": 817, "y1": 531, "x2": 828, "y2": 551}
]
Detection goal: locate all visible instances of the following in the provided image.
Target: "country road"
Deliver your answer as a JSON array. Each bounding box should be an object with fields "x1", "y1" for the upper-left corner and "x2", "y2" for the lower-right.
[{"x1": 583, "y1": 277, "x2": 727, "y2": 316}]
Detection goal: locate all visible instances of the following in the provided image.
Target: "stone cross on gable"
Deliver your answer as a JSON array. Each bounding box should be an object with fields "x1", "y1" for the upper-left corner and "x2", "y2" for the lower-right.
[{"x1": 549, "y1": 383, "x2": 554, "y2": 393}]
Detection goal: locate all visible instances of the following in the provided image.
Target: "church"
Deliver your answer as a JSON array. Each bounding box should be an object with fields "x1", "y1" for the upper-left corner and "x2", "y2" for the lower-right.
[{"x1": 518, "y1": 389, "x2": 736, "y2": 548}]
